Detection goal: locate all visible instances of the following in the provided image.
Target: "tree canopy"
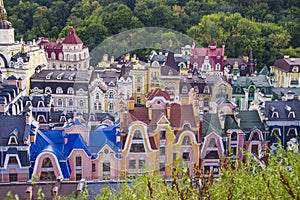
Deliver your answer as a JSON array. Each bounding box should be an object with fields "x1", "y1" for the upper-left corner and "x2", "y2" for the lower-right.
[{"x1": 5, "y1": 0, "x2": 300, "y2": 68}]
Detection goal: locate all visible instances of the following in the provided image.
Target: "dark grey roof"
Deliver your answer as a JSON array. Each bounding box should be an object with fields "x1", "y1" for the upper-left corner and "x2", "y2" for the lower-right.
[
  {"x1": 0, "y1": 115, "x2": 30, "y2": 145},
  {"x1": 238, "y1": 110, "x2": 264, "y2": 132},
  {"x1": 264, "y1": 100, "x2": 300, "y2": 121},
  {"x1": 224, "y1": 115, "x2": 240, "y2": 131},
  {"x1": 272, "y1": 88, "x2": 300, "y2": 100},
  {"x1": 202, "y1": 114, "x2": 222, "y2": 137},
  {"x1": 30, "y1": 70, "x2": 90, "y2": 81}
]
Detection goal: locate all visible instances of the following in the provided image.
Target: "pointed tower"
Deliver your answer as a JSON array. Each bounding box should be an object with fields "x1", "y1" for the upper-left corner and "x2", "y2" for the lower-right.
[
  {"x1": 0, "y1": 0, "x2": 14, "y2": 44},
  {"x1": 248, "y1": 48, "x2": 254, "y2": 75}
]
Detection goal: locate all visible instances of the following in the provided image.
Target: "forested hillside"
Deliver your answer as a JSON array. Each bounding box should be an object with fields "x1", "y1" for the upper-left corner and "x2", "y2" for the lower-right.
[{"x1": 6, "y1": 0, "x2": 300, "y2": 67}]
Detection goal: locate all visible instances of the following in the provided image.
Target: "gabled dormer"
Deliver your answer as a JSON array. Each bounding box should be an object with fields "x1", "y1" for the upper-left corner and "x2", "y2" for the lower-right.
[
  {"x1": 8, "y1": 129, "x2": 18, "y2": 145},
  {"x1": 270, "y1": 106, "x2": 279, "y2": 118}
]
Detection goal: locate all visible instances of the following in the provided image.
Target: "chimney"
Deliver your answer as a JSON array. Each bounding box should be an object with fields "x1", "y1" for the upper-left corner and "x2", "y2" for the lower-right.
[
  {"x1": 0, "y1": 97, "x2": 6, "y2": 113},
  {"x1": 110, "y1": 56, "x2": 115, "y2": 64},
  {"x1": 25, "y1": 186, "x2": 33, "y2": 200},
  {"x1": 131, "y1": 54, "x2": 137, "y2": 62},
  {"x1": 77, "y1": 182, "x2": 84, "y2": 195},
  {"x1": 7, "y1": 76, "x2": 18, "y2": 86},
  {"x1": 17, "y1": 78, "x2": 26, "y2": 91},
  {"x1": 166, "y1": 104, "x2": 171, "y2": 120},
  {"x1": 103, "y1": 54, "x2": 108, "y2": 62},
  {"x1": 128, "y1": 97, "x2": 135, "y2": 111},
  {"x1": 148, "y1": 107, "x2": 152, "y2": 121}
]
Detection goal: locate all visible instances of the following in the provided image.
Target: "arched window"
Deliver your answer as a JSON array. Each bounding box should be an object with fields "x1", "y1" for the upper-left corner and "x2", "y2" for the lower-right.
[
  {"x1": 75, "y1": 155, "x2": 82, "y2": 166},
  {"x1": 193, "y1": 63, "x2": 198, "y2": 70},
  {"x1": 51, "y1": 52, "x2": 56, "y2": 60},
  {"x1": 109, "y1": 91, "x2": 114, "y2": 99},
  {"x1": 74, "y1": 54, "x2": 77, "y2": 61},
  {"x1": 249, "y1": 87, "x2": 255, "y2": 98},
  {"x1": 103, "y1": 162, "x2": 110, "y2": 180},
  {"x1": 66, "y1": 54, "x2": 70, "y2": 61},
  {"x1": 137, "y1": 86, "x2": 141, "y2": 93},
  {"x1": 68, "y1": 99, "x2": 73, "y2": 106},
  {"x1": 182, "y1": 136, "x2": 191, "y2": 145},
  {"x1": 45, "y1": 87, "x2": 52, "y2": 93},
  {"x1": 109, "y1": 103, "x2": 113, "y2": 110},
  {"x1": 215, "y1": 63, "x2": 221, "y2": 71},
  {"x1": 58, "y1": 53, "x2": 63, "y2": 60},
  {"x1": 251, "y1": 132, "x2": 260, "y2": 141},
  {"x1": 231, "y1": 132, "x2": 237, "y2": 141},
  {"x1": 96, "y1": 93, "x2": 100, "y2": 100},
  {"x1": 67, "y1": 87, "x2": 74, "y2": 95},
  {"x1": 79, "y1": 100, "x2": 84, "y2": 107},
  {"x1": 217, "y1": 85, "x2": 227, "y2": 98},
  {"x1": 56, "y1": 87, "x2": 63, "y2": 94},
  {"x1": 42, "y1": 158, "x2": 53, "y2": 168},
  {"x1": 133, "y1": 130, "x2": 142, "y2": 140},
  {"x1": 41, "y1": 158, "x2": 56, "y2": 180},
  {"x1": 182, "y1": 86, "x2": 188, "y2": 94},
  {"x1": 57, "y1": 99, "x2": 63, "y2": 106}
]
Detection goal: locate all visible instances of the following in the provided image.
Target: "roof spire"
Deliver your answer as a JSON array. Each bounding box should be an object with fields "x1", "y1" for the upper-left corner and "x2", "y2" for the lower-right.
[{"x1": 0, "y1": 0, "x2": 12, "y2": 29}]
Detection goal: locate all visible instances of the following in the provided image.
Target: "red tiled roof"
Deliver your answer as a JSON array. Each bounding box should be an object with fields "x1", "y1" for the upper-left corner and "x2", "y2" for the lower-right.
[
  {"x1": 62, "y1": 28, "x2": 83, "y2": 44},
  {"x1": 170, "y1": 103, "x2": 181, "y2": 127},
  {"x1": 146, "y1": 88, "x2": 171, "y2": 100},
  {"x1": 129, "y1": 107, "x2": 150, "y2": 124}
]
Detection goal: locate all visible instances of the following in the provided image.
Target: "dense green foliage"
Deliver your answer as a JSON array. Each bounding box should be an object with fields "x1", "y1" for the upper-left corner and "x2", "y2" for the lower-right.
[{"x1": 6, "y1": 0, "x2": 300, "y2": 67}]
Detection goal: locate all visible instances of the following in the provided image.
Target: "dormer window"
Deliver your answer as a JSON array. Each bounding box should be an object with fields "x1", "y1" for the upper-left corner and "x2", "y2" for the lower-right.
[
  {"x1": 46, "y1": 72, "x2": 53, "y2": 80},
  {"x1": 292, "y1": 66, "x2": 298, "y2": 72},
  {"x1": 133, "y1": 130, "x2": 143, "y2": 140},
  {"x1": 271, "y1": 112, "x2": 279, "y2": 118},
  {"x1": 37, "y1": 115, "x2": 46, "y2": 123},
  {"x1": 45, "y1": 87, "x2": 52, "y2": 93},
  {"x1": 37, "y1": 101, "x2": 44, "y2": 107},
  {"x1": 271, "y1": 128, "x2": 281, "y2": 137},
  {"x1": 193, "y1": 63, "x2": 198, "y2": 70},
  {"x1": 8, "y1": 136, "x2": 18, "y2": 145},
  {"x1": 60, "y1": 116, "x2": 66, "y2": 122},
  {"x1": 287, "y1": 128, "x2": 297, "y2": 137},
  {"x1": 203, "y1": 86, "x2": 209, "y2": 94},
  {"x1": 288, "y1": 111, "x2": 295, "y2": 118},
  {"x1": 57, "y1": 72, "x2": 64, "y2": 80}
]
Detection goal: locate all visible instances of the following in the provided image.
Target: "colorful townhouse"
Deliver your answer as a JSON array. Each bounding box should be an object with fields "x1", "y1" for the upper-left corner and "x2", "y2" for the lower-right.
[
  {"x1": 0, "y1": 114, "x2": 33, "y2": 183},
  {"x1": 190, "y1": 42, "x2": 225, "y2": 76},
  {"x1": 120, "y1": 88, "x2": 201, "y2": 178},
  {"x1": 270, "y1": 56, "x2": 300, "y2": 88},
  {"x1": 0, "y1": 0, "x2": 47, "y2": 93},
  {"x1": 0, "y1": 74, "x2": 26, "y2": 115},
  {"x1": 264, "y1": 100, "x2": 300, "y2": 149},
  {"x1": 37, "y1": 28, "x2": 90, "y2": 71}
]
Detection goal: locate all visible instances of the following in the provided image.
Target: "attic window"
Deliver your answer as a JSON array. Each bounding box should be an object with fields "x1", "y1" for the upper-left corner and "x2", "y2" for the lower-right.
[
  {"x1": 215, "y1": 63, "x2": 221, "y2": 71},
  {"x1": 271, "y1": 112, "x2": 279, "y2": 118},
  {"x1": 60, "y1": 116, "x2": 66, "y2": 122},
  {"x1": 46, "y1": 72, "x2": 53, "y2": 79},
  {"x1": 182, "y1": 136, "x2": 191, "y2": 145},
  {"x1": 288, "y1": 111, "x2": 295, "y2": 118},
  {"x1": 57, "y1": 72, "x2": 64, "y2": 80},
  {"x1": 292, "y1": 66, "x2": 298, "y2": 72},
  {"x1": 38, "y1": 115, "x2": 46, "y2": 123},
  {"x1": 208, "y1": 138, "x2": 217, "y2": 148},
  {"x1": 37, "y1": 101, "x2": 44, "y2": 107},
  {"x1": 271, "y1": 128, "x2": 281, "y2": 137},
  {"x1": 168, "y1": 70, "x2": 173, "y2": 76},
  {"x1": 8, "y1": 156, "x2": 18, "y2": 165},
  {"x1": 26, "y1": 101, "x2": 32, "y2": 107},
  {"x1": 133, "y1": 130, "x2": 142, "y2": 140},
  {"x1": 182, "y1": 86, "x2": 188, "y2": 94},
  {"x1": 287, "y1": 128, "x2": 297, "y2": 136},
  {"x1": 8, "y1": 136, "x2": 18, "y2": 145}
]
